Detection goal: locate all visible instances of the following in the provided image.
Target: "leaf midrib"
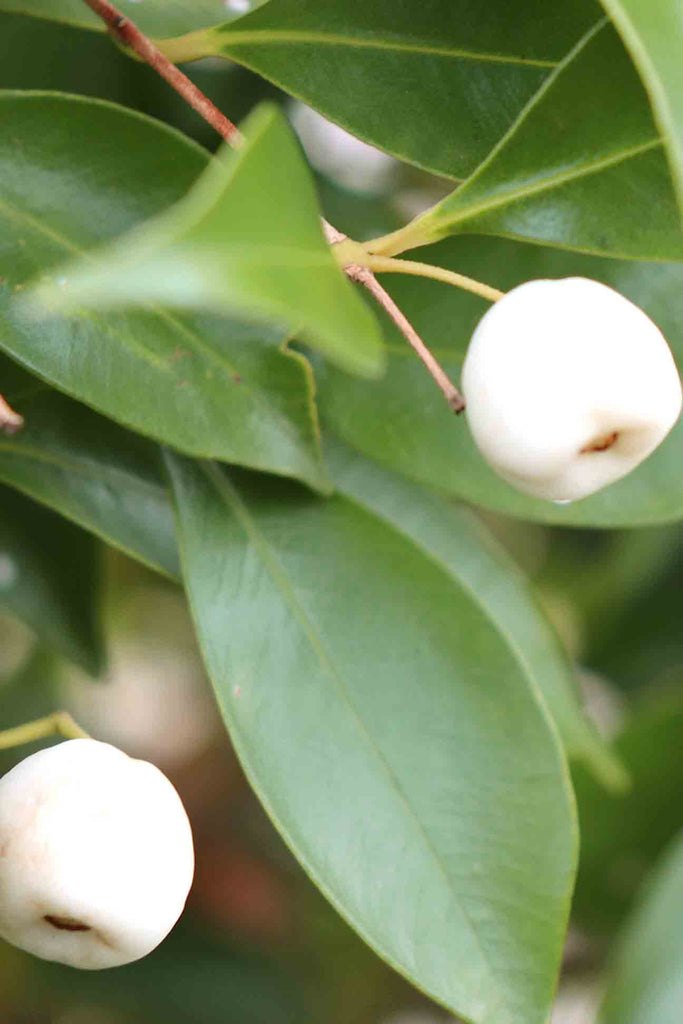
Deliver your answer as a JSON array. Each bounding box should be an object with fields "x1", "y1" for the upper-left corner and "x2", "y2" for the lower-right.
[
  {"x1": 200, "y1": 460, "x2": 510, "y2": 1022},
  {"x1": 438, "y1": 137, "x2": 662, "y2": 229},
  {"x1": 217, "y1": 28, "x2": 558, "y2": 68}
]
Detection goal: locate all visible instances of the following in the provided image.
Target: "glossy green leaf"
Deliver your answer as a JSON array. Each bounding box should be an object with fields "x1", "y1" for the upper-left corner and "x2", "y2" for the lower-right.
[
  {"x1": 600, "y1": 828, "x2": 683, "y2": 1024},
  {"x1": 327, "y1": 438, "x2": 626, "y2": 790},
  {"x1": 31, "y1": 102, "x2": 383, "y2": 381},
  {"x1": 167, "y1": 452, "x2": 577, "y2": 1024},
  {"x1": 0, "y1": 353, "x2": 179, "y2": 579},
  {"x1": 318, "y1": 234, "x2": 683, "y2": 527},
  {"x1": 572, "y1": 697, "x2": 683, "y2": 936},
  {"x1": 598, "y1": 0, "x2": 683, "y2": 216},
  {"x1": 0, "y1": 0, "x2": 267, "y2": 36},
  {"x1": 159, "y1": 0, "x2": 601, "y2": 181},
  {"x1": 0, "y1": 92, "x2": 329, "y2": 492},
  {"x1": 0, "y1": 483, "x2": 101, "y2": 673},
  {"x1": 387, "y1": 20, "x2": 683, "y2": 259}
]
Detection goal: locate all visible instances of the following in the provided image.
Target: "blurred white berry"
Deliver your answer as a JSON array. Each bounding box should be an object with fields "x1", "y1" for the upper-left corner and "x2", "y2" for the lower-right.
[
  {"x1": 289, "y1": 102, "x2": 396, "y2": 194},
  {"x1": 0, "y1": 739, "x2": 194, "y2": 969},
  {"x1": 462, "y1": 277, "x2": 682, "y2": 501}
]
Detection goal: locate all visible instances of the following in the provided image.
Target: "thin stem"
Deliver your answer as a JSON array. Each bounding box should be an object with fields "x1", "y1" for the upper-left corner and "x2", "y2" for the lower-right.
[
  {"x1": 0, "y1": 712, "x2": 91, "y2": 751},
  {"x1": 81, "y1": 0, "x2": 243, "y2": 147},
  {"x1": 81, "y1": 0, "x2": 464, "y2": 412},
  {"x1": 363, "y1": 255, "x2": 504, "y2": 304},
  {"x1": 346, "y1": 263, "x2": 465, "y2": 413},
  {"x1": 0, "y1": 395, "x2": 23, "y2": 435}
]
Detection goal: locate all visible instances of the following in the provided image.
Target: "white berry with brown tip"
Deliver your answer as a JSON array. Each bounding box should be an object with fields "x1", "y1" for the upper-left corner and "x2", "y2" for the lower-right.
[
  {"x1": 0, "y1": 738, "x2": 194, "y2": 969},
  {"x1": 462, "y1": 277, "x2": 682, "y2": 501}
]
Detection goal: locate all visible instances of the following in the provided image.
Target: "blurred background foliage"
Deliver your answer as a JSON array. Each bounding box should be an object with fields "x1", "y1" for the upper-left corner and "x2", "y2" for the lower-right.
[{"x1": 1, "y1": 7, "x2": 683, "y2": 1024}]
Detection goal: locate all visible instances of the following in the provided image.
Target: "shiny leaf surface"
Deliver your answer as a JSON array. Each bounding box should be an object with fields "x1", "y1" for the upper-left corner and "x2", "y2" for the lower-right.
[
  {"x1": 159, "y1": 0, "x2": 601, "y2": 180},
  {"x1": 327, "y1": 438, "x2": 626, "y2": 789},
  {"x1": 0, "y1": 93, "x2": 328, "y2": 492},
  {"x1": 167, "y1": 452, "x2": 577, "y2": 1024},
  {"x1": 0, "y1": 353, "x2": 179, "y2": 579},
  {"x1": 391, "y1": 20, "x2": 683, "y2": 259},
  {"x1": 318, "y1": 234, "x2": 683, "y2": 527},
  {"x1": 598, "y1": 0, "x2": 683, "y2": 214},
  {"x1": 0, "y1": 0, "x2": 266, "y2": 36}
]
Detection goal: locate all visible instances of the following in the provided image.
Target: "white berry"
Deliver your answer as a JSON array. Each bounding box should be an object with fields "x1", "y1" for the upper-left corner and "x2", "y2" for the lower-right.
[
  {"x1": 0, "y1": 739, "x2": 194, "y2": 969},
  {"x1": 461, "y1": 277, "x2": 682, "y2": 501}
]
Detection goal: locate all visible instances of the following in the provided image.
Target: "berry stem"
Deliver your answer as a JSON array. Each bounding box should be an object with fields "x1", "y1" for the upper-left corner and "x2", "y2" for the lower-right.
[
  {"x1": 362, "y1": 255, "x2": 504, "y2": 304},
  {"x1": 332, "y1": 243, "x2": 504, "y2": 303},
  {"x1": 345, "y1": 261, "x2": 466, "y2": 412},
  {"x1": 0, "y1": 712, "x2": 91, "y2": 751}
]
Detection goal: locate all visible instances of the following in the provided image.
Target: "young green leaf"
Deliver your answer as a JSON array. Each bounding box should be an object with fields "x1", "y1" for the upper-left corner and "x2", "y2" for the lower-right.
[
  {"x1": 380, "y1": 20, "x2": 683, "y2": 260},
  {"x1": 326, "y1": 438, "x2": 627, "y2": 791},
  {"x1": 318, "y1": 234, "x2": 683, "y2": 528},
  {"x1": 166, "y1": 452, "x2": 578, "y2": 1024},
  {"x1": 598, "y1": 0, "x2": 683, "y2": 216},
  {"x1": 600, "y1": 827, "x2": 683, "y2": 1024},
  {"x1": 158, "y1": 0, "x2": 601, "y2": 180},
  {"x1": 0, "y1": 92, "x2": 330, "y2": 493},
  {"x1": 0, "y1": 354, "x2": 179, "y2": 580},
  {"x1": 0, "y1": 484, "x2": 102, "y2": 674},
  {"x1": 30, "y1": 102, "x2": 384, "y2": 382}
]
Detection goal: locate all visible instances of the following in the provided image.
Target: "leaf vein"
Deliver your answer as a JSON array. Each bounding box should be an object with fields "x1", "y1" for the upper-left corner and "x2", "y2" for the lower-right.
[
  {"x1": 201, "y1": 460, "x2": 508, "y2": 1019},
  {"x1": 218, "y1": 29, "x2": 558, "y2": 68}
]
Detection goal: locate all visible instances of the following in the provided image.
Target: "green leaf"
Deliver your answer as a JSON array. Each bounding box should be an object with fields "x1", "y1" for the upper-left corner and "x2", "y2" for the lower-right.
[
  {"x1": 158, "y1": 0, "x2": 601, "y2": 181},
  {"x1": 0, "y1": 92, "x2": 330, "y2": 492},
  {"x1": 387, "y1": 20, "x2": 683, "y2": 259},
  {"x1": 573, "y1": 697, "x2": 683, "y2": 936},
  {"x1": 599, "y1": 827, "x2": 683, "y2": 1024},
  {"x1": 0, "y1": 0, "x2": 267, "y2": 36},
  {"x1": 598, "y1": 0, "x2": 683, "y2": 216},
  {"x1": 0, "y1": 353, "x2": 179, "y2": 580},
  {"x1": 327, "y1": 438, "x2": 626, "y2": 790},
  {"x1": 30, "y1": 102, "x2": 384, "y2": 382},
  {"x1": 167, "y1": 452, "x2": 577, "y2": 1024},
  {"x1": 318, "y1": 234, "x2": 683, "y2": 528},
  {"x1": 0, "y1": 483, "x2": 101, "y2": 673}
]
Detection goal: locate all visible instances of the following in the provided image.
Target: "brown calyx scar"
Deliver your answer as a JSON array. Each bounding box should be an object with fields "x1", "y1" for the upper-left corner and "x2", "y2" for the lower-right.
[
  {"x1": 44, "y1": 915, "x2": 91, "y2": 932},
  {"x1": 580, "y1": 431, "x2": 619, "y2": 454}
]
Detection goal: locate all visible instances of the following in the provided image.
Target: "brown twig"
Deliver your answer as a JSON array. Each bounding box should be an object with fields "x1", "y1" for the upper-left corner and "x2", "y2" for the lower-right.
[
  {"x1": 81, "y1": 0, "x2": 465, "y2": 413},
  {"x1": 81, "y1": 0, "x2": 243, "y2": 147},
  {"x1": 0, "y1": 394, "x2": 24, "y2": 435},
  {"x1": 346, "y1": 264, "x2": 466, "y2": 412},
  {"x1": 326, "y1": 225, "x2": 464, "y2": 409}
]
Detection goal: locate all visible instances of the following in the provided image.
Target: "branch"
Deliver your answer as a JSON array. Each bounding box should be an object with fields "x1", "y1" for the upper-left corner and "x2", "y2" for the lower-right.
[
  {"x1": 363, "y1": 255, "x2": 504, "y2": 304},
  {"x1": 81, "y1": 0, "x2": 465, "y2": 413},
  {"x1": 0, "y1": 394, "x2": 24, "y2": 435},
  {"x1": 81, "y1": 0, "x2": 243, "y2": 147},
  {"x1": 346, "y1": 263, "x2": 466, "y2": 413}
]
